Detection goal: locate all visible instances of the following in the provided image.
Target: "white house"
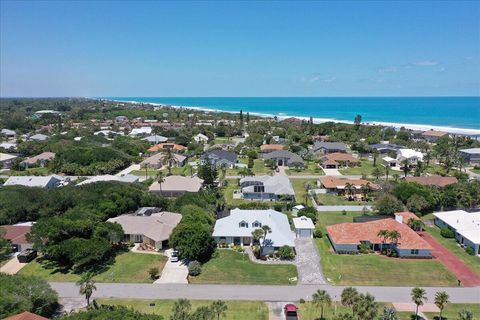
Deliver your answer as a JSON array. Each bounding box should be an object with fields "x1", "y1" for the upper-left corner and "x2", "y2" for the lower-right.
[
  {"x1": 212, "y1": 208, "x2": 295, "y2": 254},
  {"x1": 293, "y1": 216, "x2": 315, "y2": 238},
  {"x1": 193, "y1": 133, "x2": 209, "y2": 144},
  {"x1": 28, "y1": 133, "x2": 49, "y2": 142},
  {"x1": 77, "y1": 174, "x2": 139, "y2": 186},
  {"x1": 292, "y1": 205, "x2": 305, "y2": 216},
  {"x1": 1, "y1": 129, "x2": 16, "y2": 139},
  {"x1": 3, "y1": 175, "x2": 69, "y2": 189},
  {"x1": 239, "y1": 175, "x2": 295, "y2": 201},
  {"x1": 382, "y1": 156, "x2": 398, "y2": 167},
  {"x1": 129, "y1": 127, "x2": 152, "y2": 137},
  {"x1": 397, "y1": 149, "x2": 423, "y2": 165},
  {"x1": 433, "y1": 210, "x2": 480, "y2": 256}
]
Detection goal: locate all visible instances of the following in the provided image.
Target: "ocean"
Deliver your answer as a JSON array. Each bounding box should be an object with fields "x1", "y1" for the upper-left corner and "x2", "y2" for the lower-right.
[{"x1": 105, "y1": 97, "x2": 480, "y2": 134}]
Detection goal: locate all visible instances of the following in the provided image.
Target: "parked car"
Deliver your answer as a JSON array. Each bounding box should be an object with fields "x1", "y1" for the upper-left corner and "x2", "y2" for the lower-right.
[
  {"x1": 170, "y1": 250, "x2": 179, "y2": 262},
  {"x1": 284, "y1": 304, "x2": 299, "y2": 320},
  {"x1": 17, "y1": 249, "x2": 37, "y2": 263}
]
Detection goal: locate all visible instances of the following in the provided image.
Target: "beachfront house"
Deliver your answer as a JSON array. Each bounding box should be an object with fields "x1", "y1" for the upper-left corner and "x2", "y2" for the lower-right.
[
  {"x1": 433, "y1": 210, "x2": 480, "y2": 256},
  {"x1": 421, "y1": 130, "x2": 449, "y2": 142},
  {"x1": 239, "y1": 175, "x2": 295, "y2": 201},
  {"x1": 212, "y1": 208, "x2": 295, "y2": 254}
]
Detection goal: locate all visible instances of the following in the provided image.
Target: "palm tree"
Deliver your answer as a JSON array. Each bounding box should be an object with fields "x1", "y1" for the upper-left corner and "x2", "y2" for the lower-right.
[
  {"x1": 260, "y1": 225, "x2": 272, "y2": 247},
  {"x1": 211, "y1": 300, "x2": 228, "y2": 320},
  {"x1": 170, "y1": 298, "x2": 192, "y2": 320},
  {"x1": 304, "y1": 182, "x2": 311, "y2": 204},
  {"x1": 458, "y1": 309, "x2": 473, "y2": 320},
  {"x1": 434, "y1": 291, "x2": 449, "y2": 320},
  {"x1": 77, "y1": 272, "x2": 96, "y2": 306},
  {"x1": 164, "y1": 148, "x2": 175, "y2": 175},
  {"x1": 401, "y1": 159, "x2": 410, "y2": 177},
  {"x1": 140, "y1": 162, "x2": 150, "y2": 180},
  {"x1": 408, "y1": 219, "x2": 425, "y2": 232},
  {"x1": 345, "y1": 182, "x2": 355, "y2": 201},
  {"x1": 251, "y1": 228, "x2": 264, "y2": 246},
  {"x1": 312, "y1": 289, "x2": 332, "y2": 320},
  {"x1": 156, "y1": 171, "x2": 165, "y2": 193},
  {"x1": 341, "y1": 287, "x2": 359, "y2": 316},
  {"x1": 411, "y1": 287, "x2": 427, "y2": 320},
  {"x1": 353, "y1": 293, "x2": 378, "y2": 320},
  {"x1": 377, "y1": 229, "x2": 389, "y2": 252},
  {"x1": 360, "y1": 183, "x2": 371, "y2": 201},
  {"x1": 373, "y1": 149, "x2": 379, "y2": 166},
  {"x1": 387, "y1": 230, "x2": 401, "y2": 255},
  {"x1": 372, "y1": 166, "x2": 382, "y2": 180},
  {"x1": 382, "y1": 306, "x2": 398, "y2": 320},
  {"x1": 384, "y1": 165, "x2": 390, "y2": 181},
  {"x1": 220, "y1": 163, "x2": 227, "y2": 178}
]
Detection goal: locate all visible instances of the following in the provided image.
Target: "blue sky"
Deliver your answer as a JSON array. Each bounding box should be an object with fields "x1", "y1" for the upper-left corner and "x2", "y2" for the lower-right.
[{"x1": 1, "y1": 1, "x2": 479, "y2": 97}]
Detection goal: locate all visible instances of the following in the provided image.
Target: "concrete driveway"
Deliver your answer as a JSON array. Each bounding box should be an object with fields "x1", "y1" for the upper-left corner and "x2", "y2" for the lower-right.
[
  {"x1": 294, "y1": 238, "x2": 326, "y2": 285},
  {"x1": 322, "y1": 168, "x2": 342, "y2": 176},
  {"x1": 0, "y1": 256, "x2": 27, "y2": 274},
  {"x1": 154, "y1": 249, "x2": 188, "y2": 284}
]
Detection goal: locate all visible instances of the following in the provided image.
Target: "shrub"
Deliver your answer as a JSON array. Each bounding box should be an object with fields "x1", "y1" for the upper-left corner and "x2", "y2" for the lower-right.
[
  {"x1": 440, "y1": 227, "x2": 455, "y2": 238},
  {"x1": 233, "y1": 245, "x2": 244, "y2": 253},
  {"x1": 358, "y1": 243, "x2": 373, "y2": 254},
  {"x1": 277, "y1": 245, "x2": 295, "y2": 260},
  {"x1": 313, "y1": 226, "x2": 323, "y2": 238},
  {"x1": 148, "y1": 267, "x2": 159, "y2": 280},
  {"x1": 188, "y1": 261, "x2": 202, "y2": 276},
  {"x1": 465, "y1": 247, "x2": 475, "y2": 256},
  {"x1": 299, "y1": 298, "x2": 305, "y2": 304}
]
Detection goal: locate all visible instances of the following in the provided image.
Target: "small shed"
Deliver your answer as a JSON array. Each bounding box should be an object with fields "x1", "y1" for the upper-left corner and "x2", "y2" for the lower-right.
[
  {"x1": 382, "y1": 156, "x2": 397, "y2": 167},
  {"x1": 293, "y1": 216, "x2": 315, "y2": 238}
]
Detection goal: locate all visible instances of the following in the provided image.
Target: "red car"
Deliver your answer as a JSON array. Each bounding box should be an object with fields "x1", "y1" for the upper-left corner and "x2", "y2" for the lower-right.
[{"x1": 284, "y1": 304, "x2": 299, "y2": 320}]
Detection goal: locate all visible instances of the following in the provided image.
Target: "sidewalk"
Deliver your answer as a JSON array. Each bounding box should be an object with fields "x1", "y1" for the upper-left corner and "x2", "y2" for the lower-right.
[{"x1": 0, "y1": 256, "x2": 27, "y2": 274}]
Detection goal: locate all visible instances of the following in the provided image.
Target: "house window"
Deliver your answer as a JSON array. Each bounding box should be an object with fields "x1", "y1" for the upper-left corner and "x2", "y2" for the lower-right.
[
  {"x1": 239, "y1": 221, "x2": 248, "y2": 228},
  {"x1": 254, "y1": 185, "x2": 265, "y2": 193},
  {"x1": 410, "y1": 249, "x2": 419, "y2": 255}
]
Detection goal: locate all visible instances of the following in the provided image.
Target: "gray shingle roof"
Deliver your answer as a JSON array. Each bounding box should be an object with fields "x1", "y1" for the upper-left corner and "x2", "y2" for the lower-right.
[
  {"x1": 262, "y1": 150, "x2": 304, "y2": 163},
  {"x1": 201, "y1": 150, "x2": 237, "y2": 164},
  {"x1": 240, "y1": 175, "x2": 295, "y2": 196},
  {"x1": 313, "y1": 141, "x2": 346, "y2": 152}
]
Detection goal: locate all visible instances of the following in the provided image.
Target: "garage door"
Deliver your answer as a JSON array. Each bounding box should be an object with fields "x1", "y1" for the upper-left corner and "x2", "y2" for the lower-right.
[{"x1": 298, "y1": 229, "x2": 311, "y2": 238}]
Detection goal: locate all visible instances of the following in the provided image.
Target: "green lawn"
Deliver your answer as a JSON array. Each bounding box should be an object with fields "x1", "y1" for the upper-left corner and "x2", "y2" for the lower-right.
[
  {"x1": 18, "y1": 251, "x2": 167, "y2": 283},
  {"x1": 189, "y1": 250, "x2": 297, "y2": 285},
  {"x1": 291, "y1": 178, "x2": 317, "y2": 206},
  {"x1": 3, "y1": 167, "x2": 51, "y2": 176},
  {"x1": 339, "y1": 159, "x2": 376, "y2": 175},
  {"x1": 96, "y1": 298, "x2": 268, "y2": 320},
  {"x1": 470, "y1": 167, "x2": 480, "y2": 174},
  {"x1": 425, "y1": 225, "x2": 480, "y2": 276},
  {"x1": 298, "y1": 302, "x2": 396, "y2": 320},
  {"x1": 316, "y1": 211, "x2": 458, "y2": 287},
  {"x1": 314, "y1": 193, "x2": 372, "y2": 206},
  {"x1": 226, "y1": 159, "x2": 273, "y2": 176},
  {"x1": 213, "y1": 137, "x2": 235, "y2": 144},
  {"x1": 286, "y1": 161, "x2": 324, "y2": 176},
  {"x1": 423, "y1": 303, "x2": 480, "y2": 320}
]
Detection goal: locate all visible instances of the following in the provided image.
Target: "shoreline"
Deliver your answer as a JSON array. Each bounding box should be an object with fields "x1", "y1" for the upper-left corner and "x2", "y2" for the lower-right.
[{"x1": 108, "y1": 98, "x2": 480, "y2": 136}]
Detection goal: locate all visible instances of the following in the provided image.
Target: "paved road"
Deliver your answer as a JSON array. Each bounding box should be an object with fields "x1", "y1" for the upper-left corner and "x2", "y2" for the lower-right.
[{"x1": 50, "y1": 283, "x2": 480, "y2": 303}]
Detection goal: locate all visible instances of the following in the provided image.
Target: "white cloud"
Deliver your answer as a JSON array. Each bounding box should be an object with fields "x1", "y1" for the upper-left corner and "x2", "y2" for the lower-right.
[
  {"x1": 412, "y1": 60, "x2": 439, "y2": 67},
  {"x1": 378, "y1": 66, "x2": 398, "y2": 73}
]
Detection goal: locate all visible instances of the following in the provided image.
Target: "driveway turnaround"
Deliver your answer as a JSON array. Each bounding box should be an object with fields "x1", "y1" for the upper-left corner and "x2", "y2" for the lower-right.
[
  {"x1": 50, "y1": 283, "x2": 480, "y2": 304},
  {"x1": 294, "y1": 238, "x2": 326, "y2": 285},
  {"x1": 420, "y1": 231, "x2": 480, "y2": 287},
  {"x1": 154, "y1": 249, "x2": 188, "y2": 284}
]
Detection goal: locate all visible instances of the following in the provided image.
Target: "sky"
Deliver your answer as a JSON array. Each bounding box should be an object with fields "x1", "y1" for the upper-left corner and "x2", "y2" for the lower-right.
[{"x1": 1, "y1": 1, "x2": 479, "y2": 97}]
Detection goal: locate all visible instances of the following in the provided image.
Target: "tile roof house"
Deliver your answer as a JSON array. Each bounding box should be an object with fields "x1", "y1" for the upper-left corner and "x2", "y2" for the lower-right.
[
  {"x1": 459, "y1": 148, "x2": 480, "y2": 165},
  {"x1": 260, "y1": 144, "x2": 285, "y2": 153},
  {"x1": 421, "y1": 130, "x2": 449, "y2": 142},
  {"x1": 320, "y1": 152, "x2": 359, "y2": 169},
  {"x1": 148, "y1": 143, "x2": 187, "y2": 153},
  {"x1": 239, "y1": 175, "x2": 295, "y2": 201},
  {"x1": 313, "y1": 141, "x2": 347, "y2": 155},
  {"x1": 1, "y1": 225, "x2": 33, "y2": 252},
  {"x1": 434, "y1": 210, "x2": 480, "y2": 256},
  {"x1": 149, "y1": 175, "x2": 203, "y2": 197},
  {"x1": 318, "y1": 176, "x2": 378, "y2": 199},
  {"x1": 326, "y1": 218, "x2": 432, "y2": 258},
  {"x1": 107, "y1": 211, "x2": 182, "y2": 250},
  {"x1": 263, "y1": 150, "x2": 304, "y2": 168},
  {"x1": 200, "y1": 150, "x2": 238, "y2": 168},
  {"x1": 212, "y1": 208, "x2": 295, "y2": 253},
  {"x1": 394, "y1": 211, "x2": 420, "y2": 224},
  {"x1": 140, "y1": 153, "x2": 187, "y2": 169},
  {"x1": 405, "y1": 175, "x2": 458, "y2": 187},
  {"x1": 20, "y1": 152, "x2": 55, "y2": 168},
  {"x1": 4, "y1": 311, "x2": 48, "y2": 320},
  {"x1": 3, "y1": 175, "x2": 68, "y2": 189}
]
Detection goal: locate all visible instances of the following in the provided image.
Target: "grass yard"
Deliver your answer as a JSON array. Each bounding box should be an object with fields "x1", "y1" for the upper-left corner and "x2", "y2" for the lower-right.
[
  {"x1": 470, "y1": 167, "x2": 480, "y2": 174},
  {"x1": 425, "y1": 225, "x2": 480, "y2": 276},
  {"x1": 316, "y1": 211, "x2": 458, "y2": 287},
  {"x1": 286, "y1": 161, "x2": 324, "y2": 176},
  {"x1": 18, "y1": 251, "x2": 167, "y2": 283},
  {"x1": 298, "y1": 302, "x2": 396, "y2": 320},
  {"x1": 226, "y1": 159, "x2": 272, "y2": 176},
  {"x1": 291, "y1": 178, "x2": 317, "y2": 206},
  {"x1": 339, "y1": 158, "x2": 376, "y2": 176},
  {"x1": 96, "y1": 298, "x2": 268, "y2": 320},
  {"x1": 423, "y1": 303, "x2": 480, "y2": 320},
  {"x1": 213, "y1": 137, "x2": 235, "y2": 144},
  {"x1": 3, "y1": 167, "x2": 51, "y2": 176},
  {"x1": 189, "y1": 249, "x2": 297, "y2": 285},
  {"x1": 314, "y1": 193, "x2": 372, "y2": 206}
]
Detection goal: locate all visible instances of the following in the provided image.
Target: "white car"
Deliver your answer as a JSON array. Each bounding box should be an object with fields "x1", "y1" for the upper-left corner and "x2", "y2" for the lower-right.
[{"x1": 170, "y1": 250, "x2": 179, "y2": 262}]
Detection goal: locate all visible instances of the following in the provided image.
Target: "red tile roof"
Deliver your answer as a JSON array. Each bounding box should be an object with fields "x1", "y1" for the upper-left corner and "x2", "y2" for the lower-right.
[
  {"x1": 4, "y1": 311, "x2": 49, "y2": 320},
  {"x1": 326, "y1": 219, "x2": 432, "y2": 250},
  {"x1": 405, "y1": 175, "x2": 458, "y2": 187},
  {"x1": 1, "y1": 225, "x2": 31, "y2": 245},
  {"x1": 319, "y1": 176, "x2": 379, "y2": 190},
  {"x1": 321, "y1": 152, "x2": 359, "y2": 163},
  {"x1": 260, "y1": 144, "x2": 284, "y2": 151},
  {"x1": 148, "y1": 143, "x2": 187, "y2": 152},
  {"x1": 422, "y1": 130, "x2": 448, "y2": 138}
]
